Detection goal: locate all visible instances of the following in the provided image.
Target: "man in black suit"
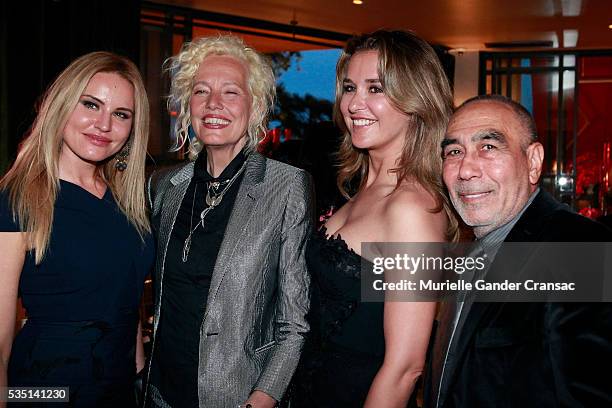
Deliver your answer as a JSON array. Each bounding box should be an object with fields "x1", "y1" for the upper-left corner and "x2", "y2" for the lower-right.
[{"x1": 426, "y1": 95, "x2": 612, "y2": 407}]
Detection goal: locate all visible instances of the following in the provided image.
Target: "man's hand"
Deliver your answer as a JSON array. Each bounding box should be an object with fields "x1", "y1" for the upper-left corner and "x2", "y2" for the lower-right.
[{"x1": 242, "y1": 390, "x2": 277, "y2": 408}]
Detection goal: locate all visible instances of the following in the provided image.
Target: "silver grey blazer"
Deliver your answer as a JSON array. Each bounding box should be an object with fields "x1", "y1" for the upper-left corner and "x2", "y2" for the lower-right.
[{"x1": 145, "y1": 152, "x2": 313, "y2": 407}]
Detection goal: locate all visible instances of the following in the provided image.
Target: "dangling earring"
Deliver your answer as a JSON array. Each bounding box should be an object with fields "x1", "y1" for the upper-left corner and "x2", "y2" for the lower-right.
[
  {"x1": 188, "y1": 124, "x2": 196, "y2": 139},
  {"x1": 115, "y1": 143, "x2": 130, "y2": 171}
]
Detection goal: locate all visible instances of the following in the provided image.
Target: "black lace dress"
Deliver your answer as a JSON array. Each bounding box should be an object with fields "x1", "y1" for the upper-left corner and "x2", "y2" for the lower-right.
[{"x1": 291, "y1": 228, "x2": 386, "y2": 407}]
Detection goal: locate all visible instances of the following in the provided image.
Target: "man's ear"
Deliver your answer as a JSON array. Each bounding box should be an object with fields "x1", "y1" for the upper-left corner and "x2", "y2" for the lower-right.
[{"x1": 526, "y1": 142, "x2": 544, "y2": 185}]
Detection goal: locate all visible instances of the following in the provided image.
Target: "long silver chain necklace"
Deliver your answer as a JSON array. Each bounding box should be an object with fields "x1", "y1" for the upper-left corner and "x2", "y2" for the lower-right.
[{"x1": 181, "y1": 161, "x2": 247, "y2": 263}]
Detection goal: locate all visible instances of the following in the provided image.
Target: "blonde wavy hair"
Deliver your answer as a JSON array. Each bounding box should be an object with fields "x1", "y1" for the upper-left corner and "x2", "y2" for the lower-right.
[
  {"x1": 334, "y1": 30, "x2": 459, "y2": 241},
  {"x1": 165, "y1": 34, "x2": 276, "y2": 157},
  {"x1": 0, "y1": 51, "x2": 151, "y2": 264}
]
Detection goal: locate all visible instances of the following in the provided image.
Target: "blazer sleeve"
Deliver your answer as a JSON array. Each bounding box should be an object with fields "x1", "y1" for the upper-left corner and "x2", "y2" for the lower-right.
[{"x1": 253, "y1": 169, "x2": 314, "y2": 400}]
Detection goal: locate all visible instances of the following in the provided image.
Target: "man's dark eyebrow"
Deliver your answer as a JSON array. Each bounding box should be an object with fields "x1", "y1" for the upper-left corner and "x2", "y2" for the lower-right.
[
  {"x1": 441, "y1": 129, "x2": 507, "y2": 149},
  {"x1": 82, "y1": 94, "x2": 134, "y2": 114},
  {"x1": 441, "y1": 138, "x2": 457, "y2": 149},
  {"x1": 473, "y1": 129, "x2": 507, "y2": 144}
]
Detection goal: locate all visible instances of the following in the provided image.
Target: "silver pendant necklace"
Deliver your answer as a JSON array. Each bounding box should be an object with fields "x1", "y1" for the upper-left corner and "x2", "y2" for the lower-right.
[
  {"x1": 181, "y1": 161, "x2": 247, "y2": 263},
  {"x1": 205, "y1": 179, "x2": 229, "y2": 207}
]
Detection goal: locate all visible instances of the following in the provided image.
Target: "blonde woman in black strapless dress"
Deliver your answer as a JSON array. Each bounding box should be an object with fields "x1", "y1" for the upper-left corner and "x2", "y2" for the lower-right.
[{"x1": 292, "y1": 30, "x2": 458, "y2": 408}]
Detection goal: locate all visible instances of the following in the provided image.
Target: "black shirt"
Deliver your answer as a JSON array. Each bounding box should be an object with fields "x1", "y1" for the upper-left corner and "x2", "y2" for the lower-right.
[{"x1": 150, "y1": 150, "x2": 247, "y2": 407}]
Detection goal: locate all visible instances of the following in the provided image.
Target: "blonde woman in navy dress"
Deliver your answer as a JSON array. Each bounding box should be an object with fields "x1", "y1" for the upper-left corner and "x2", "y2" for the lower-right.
[{"x1": 0, "y1": 52, "x2": 154, "y2": 407}]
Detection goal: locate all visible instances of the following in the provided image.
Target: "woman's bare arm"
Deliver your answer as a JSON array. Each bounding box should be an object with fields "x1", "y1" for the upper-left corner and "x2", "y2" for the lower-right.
[
  {"x1": 364, "y1": 192, "x2": 446, "y2": 407},
  {"x1": 0, "y1": 232, "x2": 26, "y2": 408}
]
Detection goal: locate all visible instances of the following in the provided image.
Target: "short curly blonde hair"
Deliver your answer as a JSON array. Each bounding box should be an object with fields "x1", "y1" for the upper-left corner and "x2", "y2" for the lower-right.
[{"x1": 165, "y1": 34, "x2": 276, "y2": 156}]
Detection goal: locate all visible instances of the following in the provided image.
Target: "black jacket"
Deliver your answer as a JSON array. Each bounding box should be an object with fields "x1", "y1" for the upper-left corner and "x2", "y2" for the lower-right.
[{"x1": 426, "y1": 191, "x2": 612, "y2": 408}]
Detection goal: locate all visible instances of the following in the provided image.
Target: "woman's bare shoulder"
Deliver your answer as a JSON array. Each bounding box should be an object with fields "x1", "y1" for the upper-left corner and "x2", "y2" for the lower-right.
[{"x1": 380, "y1": 184, "x2": 447, "y2": 242}]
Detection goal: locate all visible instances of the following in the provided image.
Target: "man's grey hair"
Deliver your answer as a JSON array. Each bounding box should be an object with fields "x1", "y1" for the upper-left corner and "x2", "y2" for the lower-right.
[{"x1": 456, "y1": 94, "x2": 538, "y2": 148}]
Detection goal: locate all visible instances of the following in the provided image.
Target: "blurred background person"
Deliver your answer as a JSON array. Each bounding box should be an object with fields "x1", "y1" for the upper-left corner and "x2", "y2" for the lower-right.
[
  {"x1": 291, "y1": 30, "x2": 457, "y2": 407},
  {"x1": 145, "y1": 35, "x2": 313, "y2": 408},
  {"x1": 0, "y1": 51, "x2": 154, "y2": 407}
]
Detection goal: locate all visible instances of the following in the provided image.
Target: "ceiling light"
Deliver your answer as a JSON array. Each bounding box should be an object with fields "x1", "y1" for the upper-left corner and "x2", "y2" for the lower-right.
[
  {"x1": 609, "y1": 24, "x2": 612, "y2": 29},
  {"x1": 353, "y1": 0, "x2": 363, "y2": 4}
]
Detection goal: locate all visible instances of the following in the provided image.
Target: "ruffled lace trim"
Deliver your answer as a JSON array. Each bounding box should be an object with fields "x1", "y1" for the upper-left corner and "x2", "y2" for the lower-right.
[
  {"x1": 308, "y1": 227, "x2": 364, "y2": 344},
  {"x1": 314, "y1": 227, "x2": 362, "y2": 279}
]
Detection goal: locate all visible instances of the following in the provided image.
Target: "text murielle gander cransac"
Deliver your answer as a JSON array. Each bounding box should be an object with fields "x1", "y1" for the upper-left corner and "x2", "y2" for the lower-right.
[
  {"x1": 361, "y1": 242, "x2": 612, "y2": 302},
  {"x1": 371, "y1": 254, "x2": 576, "y2": 292}
]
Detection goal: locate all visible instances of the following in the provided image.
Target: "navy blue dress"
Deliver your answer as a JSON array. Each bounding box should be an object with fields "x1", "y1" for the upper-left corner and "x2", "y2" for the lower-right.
[{"x1": 1, "y1": 180, "x2": 154, "y2": 407}]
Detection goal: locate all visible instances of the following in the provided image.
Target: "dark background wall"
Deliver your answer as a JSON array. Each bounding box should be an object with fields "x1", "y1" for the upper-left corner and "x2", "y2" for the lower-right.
[{"x1": 0, "y1": 0, "x2": 142, "y2": 174}]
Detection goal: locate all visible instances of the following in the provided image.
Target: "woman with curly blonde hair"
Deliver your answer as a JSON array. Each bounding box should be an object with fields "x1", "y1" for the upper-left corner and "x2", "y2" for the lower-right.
[
  {"x1": 0, "y1": 51, "x2": 154, "y2": 406},
  {"x1": 145, "y1": 35, "x2": 313, "y2": 408}
]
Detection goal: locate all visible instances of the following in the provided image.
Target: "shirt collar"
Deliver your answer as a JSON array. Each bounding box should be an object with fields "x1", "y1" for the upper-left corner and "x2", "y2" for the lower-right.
[
  {"x1": 477, "y1": 187, "x2": 540, "y2": 258},
  {"x1": 193, "y1": 149, "x2": 248, "y2": 184}
]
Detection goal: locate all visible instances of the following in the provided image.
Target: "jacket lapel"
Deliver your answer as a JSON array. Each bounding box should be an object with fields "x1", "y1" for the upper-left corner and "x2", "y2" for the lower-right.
[
  {"x1": 153, "y1": 162, "x2": 194, "y2": 332},
  {"x1": 504, "y1": 190, "x2": 563, "y2": 243},
  {"x1": 158, "y1": 163, "x2": 195, "y2": 249},
  {"x1": 202, "y1": 153, "x2": 266, "y2": 323}
]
